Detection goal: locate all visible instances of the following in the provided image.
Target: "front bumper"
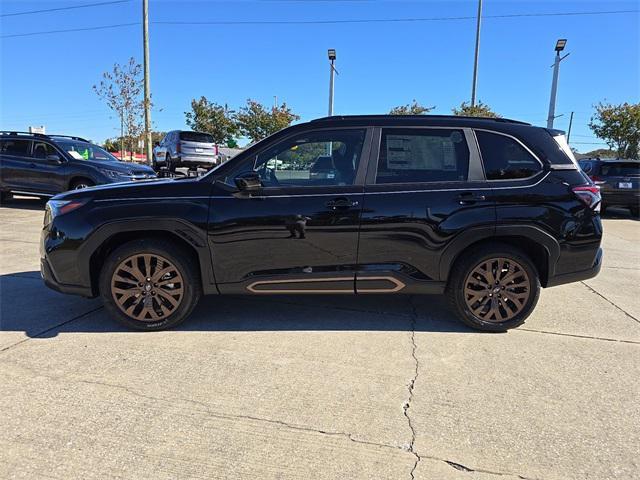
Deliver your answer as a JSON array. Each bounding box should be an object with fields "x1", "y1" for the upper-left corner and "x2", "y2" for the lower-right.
[
  {"x1": 41, "y1": 257, "x2": 94, "y2": 298},
  {"x1": 546, "y1": 247, "x2": 603, "y2": 288}
]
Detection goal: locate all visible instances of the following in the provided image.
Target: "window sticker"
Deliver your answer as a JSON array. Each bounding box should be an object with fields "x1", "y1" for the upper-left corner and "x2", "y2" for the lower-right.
[{"x1": 67, "y1": 150, "x2": 84, "y2": 160}]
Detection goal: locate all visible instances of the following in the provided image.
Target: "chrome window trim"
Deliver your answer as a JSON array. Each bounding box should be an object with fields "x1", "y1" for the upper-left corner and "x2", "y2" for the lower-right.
[{"x1": 473, "y1": 128, "x2": 545, "y2": 182}]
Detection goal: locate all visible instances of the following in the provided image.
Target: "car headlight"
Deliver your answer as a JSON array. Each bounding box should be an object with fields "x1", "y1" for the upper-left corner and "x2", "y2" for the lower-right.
[
  {"x1": 101, "y1": 168, "x2": 131, "y2": 179},
  {"x1": 46, "y1": 199, "x2": 88, "y2": 218}
]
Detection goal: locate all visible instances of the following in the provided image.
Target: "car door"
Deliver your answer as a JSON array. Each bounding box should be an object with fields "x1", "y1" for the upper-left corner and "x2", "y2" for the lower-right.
[
  {"x1": 28, "y1": 141, "x2": 68, "y2": 194},
  {"x1": 0, "y1": 138, "x2": 34, "y2": 192},
  {"x1": 208, "y1": 127, "x2": 372, "y2": 294},
  {"x1": 356, "y1": 126, "x2": 495, "y2": 293}
]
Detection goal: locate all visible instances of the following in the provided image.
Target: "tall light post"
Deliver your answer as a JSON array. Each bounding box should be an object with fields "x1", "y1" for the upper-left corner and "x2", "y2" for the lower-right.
[
  {"x1": 142, "y1": 0, "x2": 152, "y2": 165},
  {"x1": 328, "y1": 49, "x2": 337, "y2": 116},
  {"x1": 471, "y1": 0, "x2": 482, "y2": 107},
  {"x1": 547, "y1": 39, "x2": 570, "y2": 129}
]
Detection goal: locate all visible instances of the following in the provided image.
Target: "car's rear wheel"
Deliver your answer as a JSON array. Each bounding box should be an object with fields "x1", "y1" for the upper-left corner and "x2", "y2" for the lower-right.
[
  {"x1": 0, "y1": 190, "x2": 12, "y2": 203},
  {"x1": 99, "y1": 239, "x2": 201, "y2": 331},
  {"x1": 166, "y1": 154, "x2": 175, "y2": 173},
  {"x1": 630, "y1": 205, "x2": 639, "y2": 217},
  {"x1": 447, "y1": 244, "x2": 540, "y2": 332}
]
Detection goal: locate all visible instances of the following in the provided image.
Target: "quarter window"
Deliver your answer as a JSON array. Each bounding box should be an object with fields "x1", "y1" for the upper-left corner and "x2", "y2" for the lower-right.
[
  {"x1": 0, "y1": 139, "x2": 31, "y2": 157},
  {"x1": 235, "y1": 129, "x2": 366, "y2": 187},
  {"x1": 476, "y1": 131, "x2": 541, "y2": 180},
  {"x1": 375, "y1": 129, "x2": 469, "y2": 184}
]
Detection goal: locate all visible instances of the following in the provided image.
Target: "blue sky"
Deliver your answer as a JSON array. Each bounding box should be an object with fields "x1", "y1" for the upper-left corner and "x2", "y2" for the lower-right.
[{"x1": 1, "y1": 0, "x2": 639, "y2": 151}]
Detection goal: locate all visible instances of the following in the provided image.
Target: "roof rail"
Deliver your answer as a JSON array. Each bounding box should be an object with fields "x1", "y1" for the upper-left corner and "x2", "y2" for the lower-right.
[
  {"x1": 0, "y1": 130, "x2": 49, "y2": 138},
  {"x1": 48, "y1": 134, "x2": 90, "y2": 142},
  {"x1": 310, "y1": 114, "x2": 530, "y2": 126}
]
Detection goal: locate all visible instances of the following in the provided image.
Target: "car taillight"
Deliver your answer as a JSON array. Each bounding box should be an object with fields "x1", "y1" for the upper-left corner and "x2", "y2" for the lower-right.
[
  {"x1": 572, "y1": 185, "x2": 601, "y2": 212},
  {"x1": 590, "y1": 175, "x2": 605, "y2": 185}
]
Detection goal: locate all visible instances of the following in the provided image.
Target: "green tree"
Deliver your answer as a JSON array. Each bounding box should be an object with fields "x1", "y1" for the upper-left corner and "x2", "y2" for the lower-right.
[
  {"x1": 589, "y1": 102, "x2": 640, "y2": 159},
  {"x1": 185, "y1": 97, "x2": 238, "y2": 145},
  {"x1": 236, "y1": 99, "x2": 300, "y2": 142},
  {"x1": 452, "y1": 100, "x2": 500, "y2": 118},
  {"x1": 389, "y1": 100, "x2": 435, "y2": 115}
]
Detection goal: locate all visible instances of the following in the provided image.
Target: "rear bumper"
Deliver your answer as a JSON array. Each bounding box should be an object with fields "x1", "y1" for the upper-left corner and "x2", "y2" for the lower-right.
[
  {"x1": 41, "y1": 257, "x2": 94, "y2": 298},
  {"x1": 546, "y1": 247, "x2": 603, "y2": 288},
  {"x1": 176, "y1": 155, "x2": 219, "y2": 168},
  {"x1": 601, "y1": 190, "x2": 640, "y2": 206}
]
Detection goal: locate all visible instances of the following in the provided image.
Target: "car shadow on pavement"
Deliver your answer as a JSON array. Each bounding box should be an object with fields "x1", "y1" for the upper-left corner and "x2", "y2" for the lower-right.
[
  {"x1": 1, "y1": 272, "x2": 475, "y2": 339},
  {"x1": 1, "y1": 196, "x2": 47, "y2": 211}
]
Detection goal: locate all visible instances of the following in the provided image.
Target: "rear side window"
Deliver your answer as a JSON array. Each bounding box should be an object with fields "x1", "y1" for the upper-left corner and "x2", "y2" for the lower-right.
[
  {"x1": 31, "y1": 142, "x2": 57, "y2": 160},
  {"x1": 476, "y1": 131, "x2": 542, "y2": 180},
  {"x1": 0, "y1": 139, "x2": 31, "y2": 157},
  {"x1": 376, "y1": 128, "x2": 469, "y2": 184},
  {"x1": 179, "y1": 131, "x2": 214, "y2": 143},
  {"x1": 601, "y1": 162, "x2": 640, "y2": 176}
]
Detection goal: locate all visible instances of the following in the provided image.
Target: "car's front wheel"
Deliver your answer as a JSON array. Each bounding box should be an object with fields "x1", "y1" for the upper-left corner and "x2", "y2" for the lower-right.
[
  {"x1": 99, "y1": 239, "x2": 201, "y2": 330},
  {"x1": 447, "y1": 244, "x2": 541, "y2": 332}
]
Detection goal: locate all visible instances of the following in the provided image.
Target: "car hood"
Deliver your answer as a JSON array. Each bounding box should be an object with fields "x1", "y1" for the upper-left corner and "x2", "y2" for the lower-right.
[
  {"x1": 82, "y1": 159, "x2": 155, "y2": 175},
  {"x1": 52, "y1": 176, "x2": 206, "y2": 201}
]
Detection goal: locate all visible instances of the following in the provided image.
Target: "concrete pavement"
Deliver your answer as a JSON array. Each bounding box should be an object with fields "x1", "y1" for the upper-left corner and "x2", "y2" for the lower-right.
[{"x1": 1, "y1": 198, "x2": 639, "y2": 479}]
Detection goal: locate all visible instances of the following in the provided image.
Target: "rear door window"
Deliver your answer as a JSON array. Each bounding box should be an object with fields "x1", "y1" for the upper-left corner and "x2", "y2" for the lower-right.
[
  {"x1": 0, "y1": 139, "x2": 31, "y2": 157},
  {"x1": 476, "y1": 130, "x2": 542, "y2": 180},
  {"x1": 31, "y1": 142, "x2": 58, "y2": 161},
  {"x1": 179, "y1": 132, "x2": 214, "y2": 143},
  {"x1": 375, "y1": 128, "x2": 469, "y2": 184}
]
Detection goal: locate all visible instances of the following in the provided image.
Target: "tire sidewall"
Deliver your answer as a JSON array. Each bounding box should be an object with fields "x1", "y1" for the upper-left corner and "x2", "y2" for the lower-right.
[
  {"x1": 451, "y1": 247, "x2": 541, "y2": 332},
  {"x1": 99, "y1": 240, "x2": 200, "y2": 331}
]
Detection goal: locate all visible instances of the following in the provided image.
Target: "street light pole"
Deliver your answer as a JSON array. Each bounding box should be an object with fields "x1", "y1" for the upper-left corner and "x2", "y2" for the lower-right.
[
  {"x1": 547, "y1": 39, "x2": 569, "y2": 129},
  {"x1": 471, "y1": 0, "x2": 482, "y2": 107},
  {"x1": 142, "y1": 0, "x2": 152, "y2": 165},
  {"x1": 328, "y1": 49, "x2": 336, "y2": 116}
]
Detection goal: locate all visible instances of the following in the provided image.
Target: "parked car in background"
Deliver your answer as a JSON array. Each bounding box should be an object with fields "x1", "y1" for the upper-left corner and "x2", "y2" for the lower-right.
[
  {"x1": 41, "y1": 115, "x2": 602, "y2": 333},
  {"x1": 152, "y1": 130, "x2": 220, "y2": 172},
  {"x1": 0, "y1": 131, "x2": 156, "y2": 200},
  {"x1": 578, "y1": 158, "x2": 640, "y2": 216}
]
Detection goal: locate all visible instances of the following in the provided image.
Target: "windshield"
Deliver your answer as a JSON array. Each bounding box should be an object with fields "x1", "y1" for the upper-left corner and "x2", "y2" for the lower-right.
[
  {"x1": 179, "y1": 132, "x2": 214, "y2": 143},
  {"x1": 57, "y1": 141, "x2": 118, "y2": 161}
]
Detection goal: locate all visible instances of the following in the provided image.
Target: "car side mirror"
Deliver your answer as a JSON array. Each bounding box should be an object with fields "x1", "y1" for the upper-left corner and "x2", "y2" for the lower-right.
[
  {"x1": 46, "y1": 154, "x2": 62, "y2": 164},
  {"x1": 235, "y1": 171, "x2": 262, "y2": 191}
]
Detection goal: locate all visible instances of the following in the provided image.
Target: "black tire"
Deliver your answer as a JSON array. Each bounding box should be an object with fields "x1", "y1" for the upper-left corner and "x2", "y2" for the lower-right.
[
  {"x1": 70, "y1": 178, "x2": 95, "y2": 190},
  {"x1": 166, "y1": 154, "x2": 175, "y2": 173},
  {"x1": 99, "y1": 239, "x2": 202, "y2": 331},
  {"x1": 0, "y1": 190, "x2": 12, "y2": 203},
  {"x1": 446, "y1": 243, "x2": 541, "y2": 332},
  {"x1": 600, "y1": 204, "x2": 607, "y2": 215},
  {"x1": 151, "y1": 154, "x2": 158, "y2": 171},
  {"x1": 629, "y1": 205, "x2": 639, "y2": 217}
]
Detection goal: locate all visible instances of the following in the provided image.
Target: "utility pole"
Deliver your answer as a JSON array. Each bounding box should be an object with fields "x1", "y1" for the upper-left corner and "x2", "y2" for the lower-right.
[
  {"x1": 120, "y1": 116, "x2": 124, "y2": 160},
  {"x1": 142, "y1": 0, "x2": 152, "y2": 165},
  {"x1": 547, "y1": 39, "x2": 569, "y2": 129},
  {"x1": 471, "y1": 0, "x2": 482, "y2": 107},
  {"x1": 567, "y1": 111, "x2": 574, "y2": 143},
  {"x1": 328, "y1": 49, "x2": 337, "y2": 116}
]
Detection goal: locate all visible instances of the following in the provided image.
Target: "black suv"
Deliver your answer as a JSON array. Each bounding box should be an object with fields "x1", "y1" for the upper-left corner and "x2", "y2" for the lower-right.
[
  {"x1": 578, "y1": 157, "x2": 639, "y2": 216},
  {"x1": 40, "y1": 115, "x2": 603, "y2": 332},
  {"x1": 0, "y1": 131, "x2": 156, "y2": 200}
]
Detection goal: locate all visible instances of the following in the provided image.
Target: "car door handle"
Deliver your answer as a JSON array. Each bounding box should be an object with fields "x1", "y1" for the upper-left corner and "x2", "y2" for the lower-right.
[
  {"x1": 326, "y1": 197, "x2": 359, "y2": 209},
  {"x1": 457, "y1": 192, "x2": 486, "y2": 205}
]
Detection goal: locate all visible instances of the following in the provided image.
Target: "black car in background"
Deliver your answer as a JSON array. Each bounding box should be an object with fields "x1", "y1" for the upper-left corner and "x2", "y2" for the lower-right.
[
  {"x1": 0, "y1": 131, "x2": 156, "y2": 200},
  {"x1": 578, "y1": 158, "x2": 640, "y2": 216},
  {"x1": 41, "y1": 115, "x2": 603, "y2": 332}
]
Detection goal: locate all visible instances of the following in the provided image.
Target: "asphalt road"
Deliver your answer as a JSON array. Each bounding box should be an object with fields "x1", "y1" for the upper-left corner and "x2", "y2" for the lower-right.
[{"x1": 1, "y1": 197, "x2": 639, "y2": 480}]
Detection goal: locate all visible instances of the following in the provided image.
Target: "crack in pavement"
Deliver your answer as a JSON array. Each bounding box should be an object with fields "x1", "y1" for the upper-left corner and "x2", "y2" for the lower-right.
[
  {"x1": 405, "y1": 296, "x2": 421, "y2": 479},
  {"x1": 581, "y1": 281, "x2": 639, "y2": 325},
  {"x1": 0, "y1": 306, "x2": 104, "y2": 353}
]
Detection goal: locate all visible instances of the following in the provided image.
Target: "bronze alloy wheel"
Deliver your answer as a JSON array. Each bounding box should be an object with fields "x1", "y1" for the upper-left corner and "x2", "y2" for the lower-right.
[
  {"x1": 463, "y1": 257, "x2": 531, "y2": 323},
  {"x1": 110, "y1": 253, "x2": 184, "y2": 321}
]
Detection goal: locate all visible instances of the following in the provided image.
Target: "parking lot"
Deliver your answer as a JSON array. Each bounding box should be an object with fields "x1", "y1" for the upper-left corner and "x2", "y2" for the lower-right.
[{"x1": 1, "y1": 197, "x2": 638, "y2": 480}]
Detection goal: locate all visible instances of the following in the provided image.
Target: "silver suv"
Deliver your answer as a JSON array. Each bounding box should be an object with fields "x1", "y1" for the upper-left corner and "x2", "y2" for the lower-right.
[{"x1": 152, "y1": 130, "x2": 219, "y2": 172}]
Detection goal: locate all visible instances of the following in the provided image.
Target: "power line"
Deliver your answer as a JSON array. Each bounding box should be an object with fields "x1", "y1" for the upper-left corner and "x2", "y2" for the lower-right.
[
  {"x1": 154, "y1": 9, "x2": 639, "y2": 25},
  {"x1": 0, "y1": 0, "x2": 130, "y2": 18},
  {"x1": 2, "y1": 23, "x2": 139, "y2": 39},
  {"x1": 2, "y1": 9, "x2": 638, "y2": 38}
]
